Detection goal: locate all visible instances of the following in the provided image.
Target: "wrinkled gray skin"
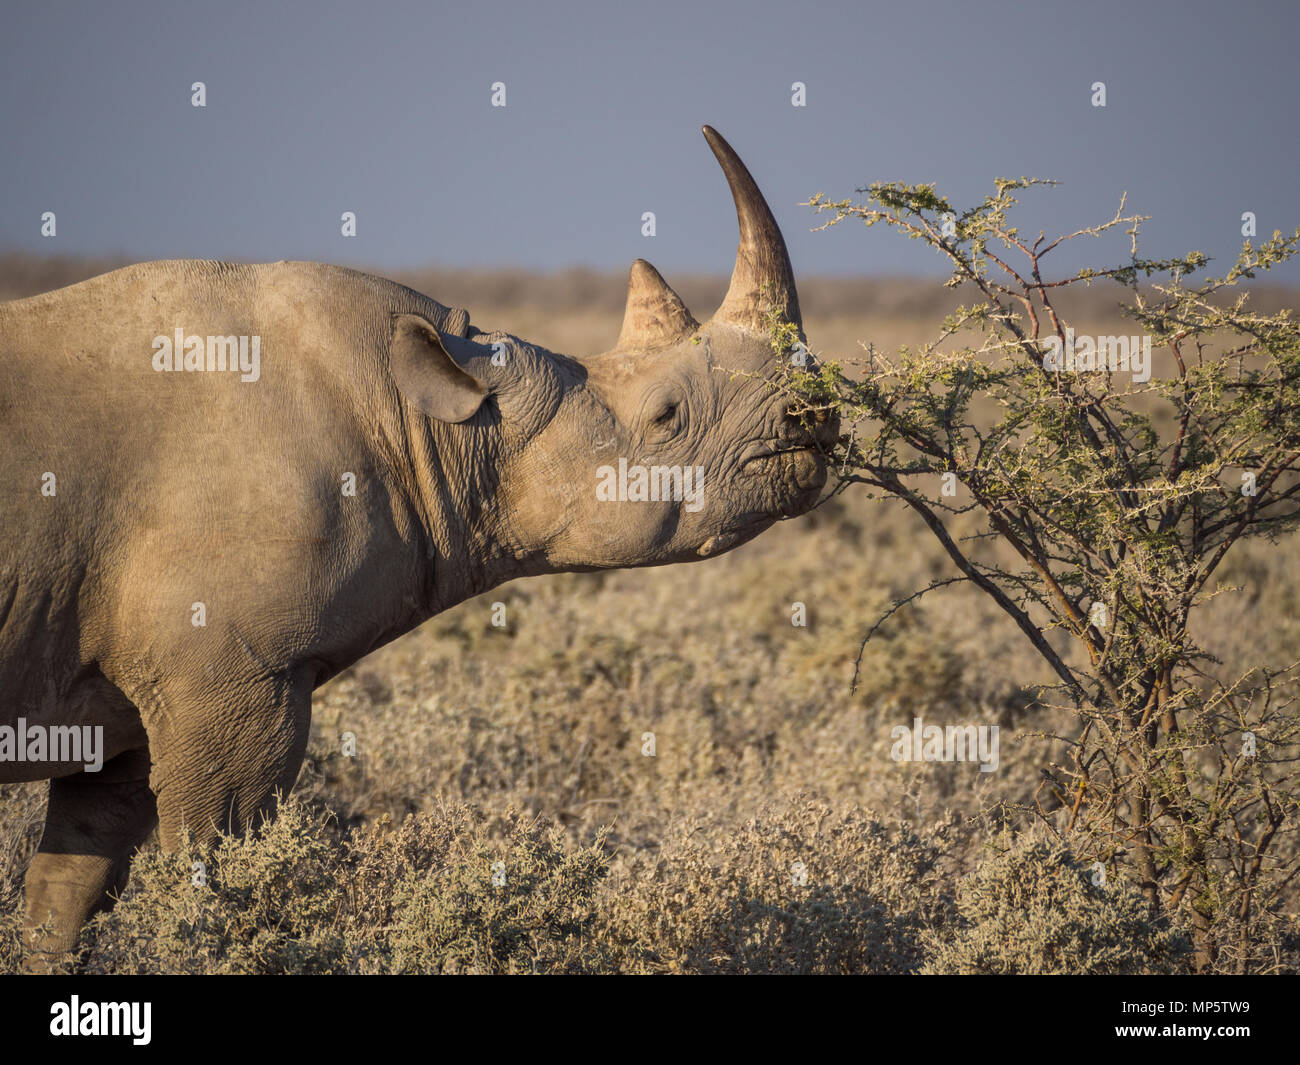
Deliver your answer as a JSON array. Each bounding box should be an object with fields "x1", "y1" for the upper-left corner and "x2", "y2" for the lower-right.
[{"x1": 0, "y1": 127, "x2": 835, "y2": 967}]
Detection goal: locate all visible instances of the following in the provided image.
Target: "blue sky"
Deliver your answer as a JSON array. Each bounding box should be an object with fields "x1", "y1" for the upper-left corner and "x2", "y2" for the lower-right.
[{"x1": 3, "y1": 0, "x2": 1298, "y2": 280}]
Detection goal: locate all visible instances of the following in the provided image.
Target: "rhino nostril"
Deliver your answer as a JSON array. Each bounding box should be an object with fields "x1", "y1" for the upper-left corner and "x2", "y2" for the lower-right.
[{"x1": 780, "y1": 405, "x2": 834, "y2": 446}]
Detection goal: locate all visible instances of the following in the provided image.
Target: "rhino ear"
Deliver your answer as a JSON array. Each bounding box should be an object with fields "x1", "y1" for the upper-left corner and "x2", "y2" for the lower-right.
[{"x1": 390, "y1": 313, "x2": 489, "y2": 423}]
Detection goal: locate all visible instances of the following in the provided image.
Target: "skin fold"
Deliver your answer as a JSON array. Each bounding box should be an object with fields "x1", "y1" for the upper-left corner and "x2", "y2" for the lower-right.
[{"x1": 0, "y1": 126, "x2": 837, "y2": 968}]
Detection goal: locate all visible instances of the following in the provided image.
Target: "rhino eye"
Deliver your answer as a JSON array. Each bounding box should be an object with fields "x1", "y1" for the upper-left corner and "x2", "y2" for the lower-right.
[{"x1": 654, "y1": 404, "x2": 677, "y2": 425}]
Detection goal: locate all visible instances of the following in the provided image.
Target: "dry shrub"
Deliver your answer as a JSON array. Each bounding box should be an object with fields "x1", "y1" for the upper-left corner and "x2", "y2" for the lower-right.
[
  {"x1": 77, "y1": 797, "x2": 610, "y2": 975},
  {"x1": 82, "y1": 797, "x2": 348, "y2": 975},
  {"x1": 0, "y1": 896, "x2": 22, "y2": 975},
  {"x1": 377, "y1": 809, "x2": 610, "y2": 974},
  {"x1": 0, "y1": 791, "x2": 1217, "y2": 975},
  {"x1": 0, "y1": 782, "x2": 46, "y2": 975},
  {"x1": 601, "y1": 796, "x2": 957, "y2": 974},
  {"x1": 923, "y1": 833, "x2": 1192, "y2": 975}
]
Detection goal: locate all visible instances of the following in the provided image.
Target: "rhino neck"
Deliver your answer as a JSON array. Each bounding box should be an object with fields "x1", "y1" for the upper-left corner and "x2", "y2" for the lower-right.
[{"x1": 391, "y1": 403, "x2": 543, "y2": 617}]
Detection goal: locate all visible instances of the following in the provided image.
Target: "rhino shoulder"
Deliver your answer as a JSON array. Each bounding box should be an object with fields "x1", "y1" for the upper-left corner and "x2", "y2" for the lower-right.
[{"x1": 251, "y1": 261, "x2": 473, "y2": 339}]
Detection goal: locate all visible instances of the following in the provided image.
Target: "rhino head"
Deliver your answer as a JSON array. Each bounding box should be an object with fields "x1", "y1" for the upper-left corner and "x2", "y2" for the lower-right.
[{"x1": 390, "y1": 126, "x2": 836, "y2": 574}]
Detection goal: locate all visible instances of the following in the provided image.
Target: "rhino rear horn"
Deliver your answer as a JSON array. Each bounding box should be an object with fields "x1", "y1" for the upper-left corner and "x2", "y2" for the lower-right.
[
  {"x1": 616, "y1": 259, "x2": 699, "y2": 350},
  {"x1": 703, "y1": 125, "x2": 802, "y2": 335},
  {"x1": 390, "y1": 313, "x2": 489, "y2": 423}
]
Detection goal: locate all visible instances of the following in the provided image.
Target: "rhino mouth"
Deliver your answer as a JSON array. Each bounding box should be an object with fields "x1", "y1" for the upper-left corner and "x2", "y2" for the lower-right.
[
  {"x1": 740, "y1": 440, "x2": 828, "y2": 497},
  {"x1": 740, "y1": 442, "x2": 818, "y2": 472}
]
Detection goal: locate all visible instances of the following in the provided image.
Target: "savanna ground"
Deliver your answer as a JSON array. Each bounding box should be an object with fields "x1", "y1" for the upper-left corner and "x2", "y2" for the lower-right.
[{"x1": 1, "y1": 256, "x2": 1296, "y2": 973}]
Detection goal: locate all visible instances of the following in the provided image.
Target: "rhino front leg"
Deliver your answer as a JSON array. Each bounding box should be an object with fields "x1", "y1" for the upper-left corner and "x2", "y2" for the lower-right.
[
  {"x1": 23, "y1": 748, "x2": 157, "y2": 972},
  {"x1": 144, "y1": 670, "x2": 314, "y2": 853},
  {"x1": 23, "y1": 671, "x2": 313, "y2": 971}
]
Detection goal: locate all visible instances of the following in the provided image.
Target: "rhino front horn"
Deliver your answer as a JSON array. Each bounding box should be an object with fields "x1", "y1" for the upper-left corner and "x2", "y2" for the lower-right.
[{"x1": 703, "y1": 125, "x2": 802, "y2": 335}]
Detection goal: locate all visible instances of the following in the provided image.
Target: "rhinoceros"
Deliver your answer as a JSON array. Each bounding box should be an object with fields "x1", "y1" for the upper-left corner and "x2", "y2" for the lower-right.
[{"x1": 0, "y1": 126, "x2": 834, "y2": 965}]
